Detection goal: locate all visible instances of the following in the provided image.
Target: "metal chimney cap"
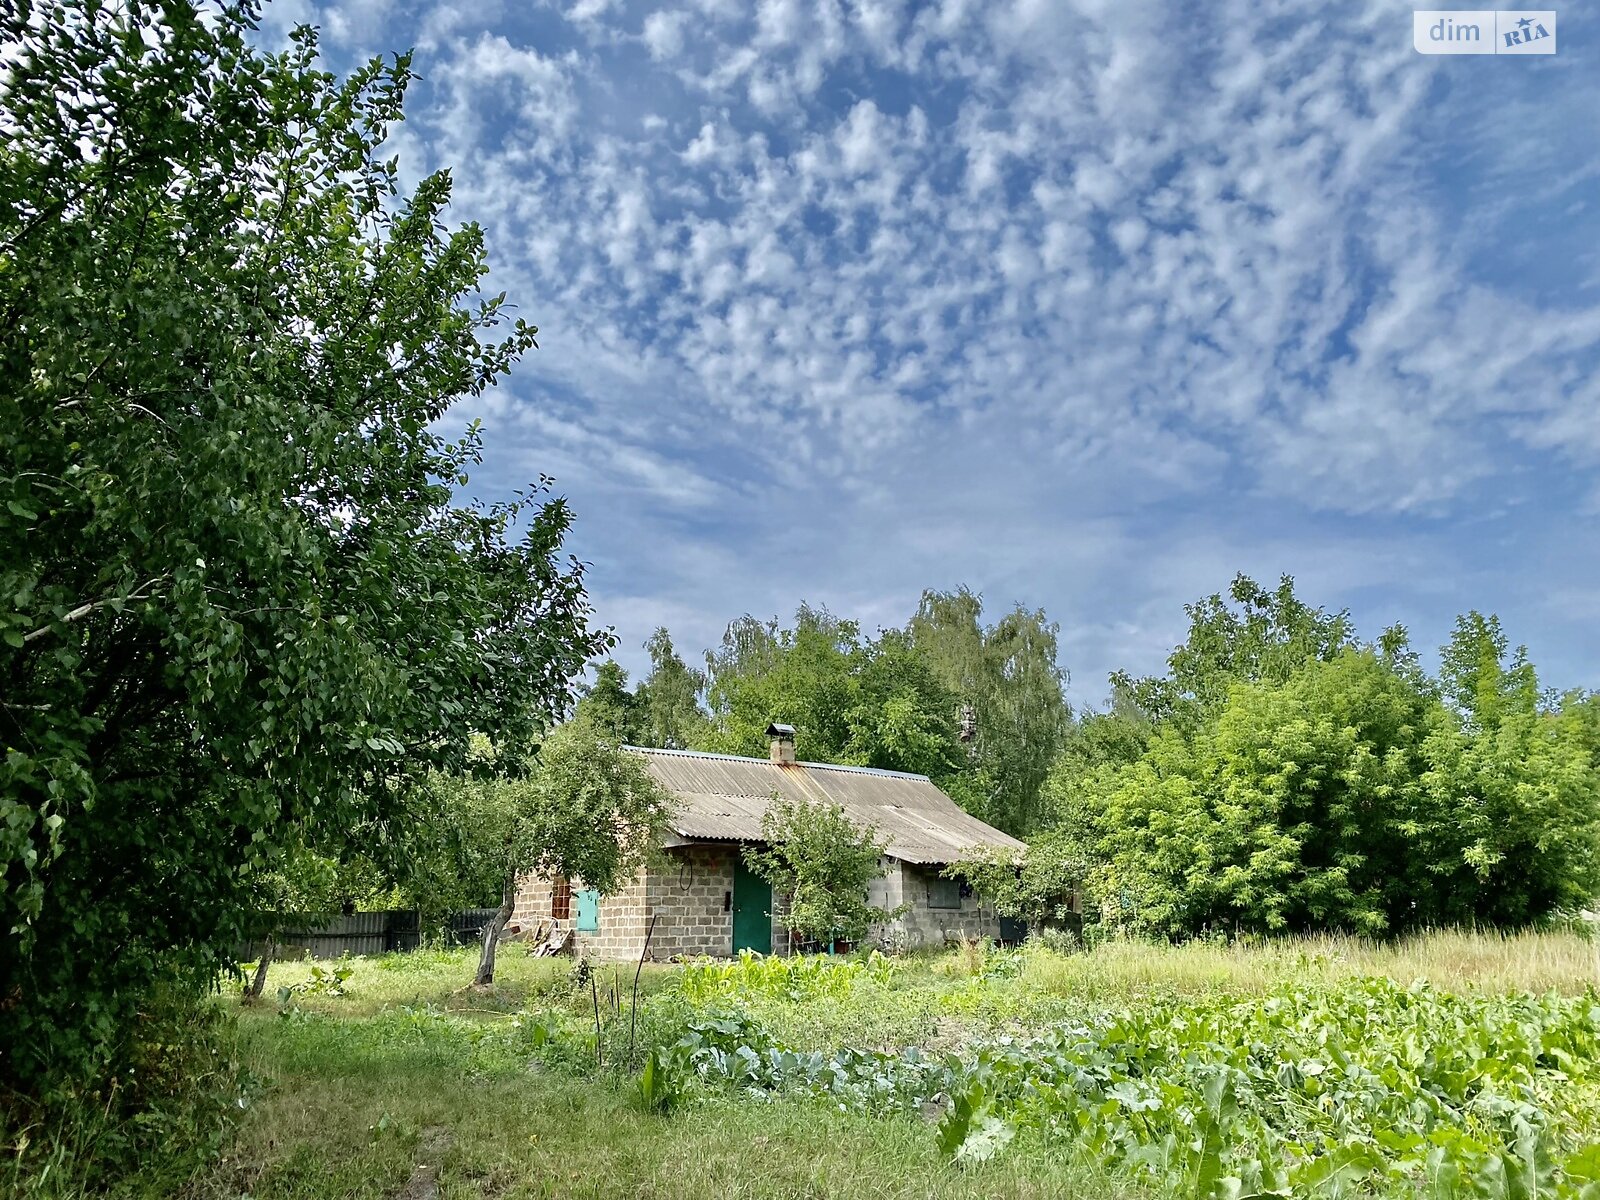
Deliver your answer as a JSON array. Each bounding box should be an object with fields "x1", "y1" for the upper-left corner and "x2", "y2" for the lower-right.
[{"x1": 765, "y1": 722, "x2": 797, "y2": 738}]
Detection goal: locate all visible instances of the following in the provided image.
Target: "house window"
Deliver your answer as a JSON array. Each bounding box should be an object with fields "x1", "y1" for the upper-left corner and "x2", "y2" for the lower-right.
[
  {"x1": 576, "y1": 889, "x2": 600, "y2": 932},
  {"x1": 928, "y1": 877, "x2": 961, "y2": 909},
  {"x1": 551, "y1": 878, "x2": 572, "y2": 921}
]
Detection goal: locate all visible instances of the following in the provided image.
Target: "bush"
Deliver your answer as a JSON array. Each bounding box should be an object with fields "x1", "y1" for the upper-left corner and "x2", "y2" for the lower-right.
[
  {"x1": 0, "y1": 988, "x2": 255, "y2": 1198},
  {"x1": 1026, "y1": 926, "x2": 1079, "y2": 955}
]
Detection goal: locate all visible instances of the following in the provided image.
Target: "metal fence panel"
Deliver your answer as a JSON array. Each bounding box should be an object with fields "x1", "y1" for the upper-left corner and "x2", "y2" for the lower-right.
[{"x1": 236, "y1": 908, "x2": 495, "y2": 961}]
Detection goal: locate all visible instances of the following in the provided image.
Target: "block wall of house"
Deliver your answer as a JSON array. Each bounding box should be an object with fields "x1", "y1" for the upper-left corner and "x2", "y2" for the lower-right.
[
  {"x1": 508, "y1": 868, "x2": 649, "y2": 960},
  {"x1": 509, "y1": 843, "x2": 785, "y2": 961},
  {"x1": 643, "y1": 843, "x2": 736, "y2": 958},
  {"x1": 508, "y1": 849, "x2": 997, "y2": 959},
  {"x1": 877, "y1": 861, "x2": 998, "y2": 948}
]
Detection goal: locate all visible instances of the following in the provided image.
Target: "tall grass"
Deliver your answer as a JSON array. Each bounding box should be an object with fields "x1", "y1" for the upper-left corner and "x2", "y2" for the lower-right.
[
  {"x1": 1018, "y1": 927, "x2": 1600, "y2": 1001},
  {"x1": 15, "y1": 929, "x2": 1595, "y2": 1198}
]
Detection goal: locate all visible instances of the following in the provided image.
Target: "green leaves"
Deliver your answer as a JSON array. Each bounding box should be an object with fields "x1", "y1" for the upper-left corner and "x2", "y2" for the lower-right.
[
  {"x1": 0, "y1": 0, "x2": 609, "y2": 1091},
  {"x1": 929, "y1": 979, "x2": 1600, "y2": 1197},
  {"x1": 1081, "y1": 628, "x2": 1600, "y2": 938},
  {"x1": 742, "y1": 796, "x2": 895, "y2": 947},
  {"x1": 936, "y1": 1081, "x2": 1014, "y2": 1164}
]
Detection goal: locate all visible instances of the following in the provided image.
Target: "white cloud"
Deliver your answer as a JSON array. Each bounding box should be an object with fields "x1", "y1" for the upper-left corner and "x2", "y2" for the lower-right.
[
  {"x1": 641, "y1": 10, "x2": 688, "y2": 60},
  {"x1": 342, "y1": 0, "x2": 1600, "y2": 697}
]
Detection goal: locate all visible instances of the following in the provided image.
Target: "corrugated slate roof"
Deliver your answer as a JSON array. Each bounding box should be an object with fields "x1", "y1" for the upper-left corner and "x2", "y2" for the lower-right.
[{"x1": 627, "y1": 746, "x2": 1026, "y2": 865}]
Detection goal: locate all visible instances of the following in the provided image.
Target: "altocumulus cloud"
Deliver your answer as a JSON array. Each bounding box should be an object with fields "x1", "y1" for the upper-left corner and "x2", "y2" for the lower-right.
[{"x1": 275, "y1": 0, "x2": 1600, "y2": 702}]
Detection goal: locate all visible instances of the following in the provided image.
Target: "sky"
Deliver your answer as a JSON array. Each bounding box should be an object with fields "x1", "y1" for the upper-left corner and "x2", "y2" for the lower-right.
[{"x1": 266, "y1": 0, "x2": 1600, "y2": 706}]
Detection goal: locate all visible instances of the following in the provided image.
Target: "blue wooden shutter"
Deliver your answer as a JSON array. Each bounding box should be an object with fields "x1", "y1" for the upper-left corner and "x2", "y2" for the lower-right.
[{"x1": 576, "y1": 889, "x2": 600, "y2": 932}]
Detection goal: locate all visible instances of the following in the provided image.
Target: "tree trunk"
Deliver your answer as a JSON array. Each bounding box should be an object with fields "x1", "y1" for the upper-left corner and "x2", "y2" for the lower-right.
[
  {"x1": 474, "y1": 875, "x2": 516, "y2": 988},
  {"x1": 243, "y1": 939, "x2": 276, "y2": 1004}
]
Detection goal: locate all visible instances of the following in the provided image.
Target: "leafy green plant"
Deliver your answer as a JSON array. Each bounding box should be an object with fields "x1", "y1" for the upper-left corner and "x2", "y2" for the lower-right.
[
  {"x1": 936, "y1": 1081, "x2": 1013, "y2": 1165},
  {"x1": 678, "y1": 949, "x2": 896, "y2": 1004},
  {"x1": 275, "y1": 962, "x2": 355, "y2": 1008},
  {"x1": 743, "y1": 798, "x2": 904, "y2": 948},
  {"x1": 635, "y1": 1044, "x2": 691, "y2": 1113},
  {"x1": 929, "y1": 978, "x2": 1600, "y2": 1197}
]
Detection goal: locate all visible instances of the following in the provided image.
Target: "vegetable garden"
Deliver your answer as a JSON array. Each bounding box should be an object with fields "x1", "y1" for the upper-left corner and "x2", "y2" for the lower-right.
[{"x1": 36, "y1": 931, "x2": 1598, "y2": 1200}]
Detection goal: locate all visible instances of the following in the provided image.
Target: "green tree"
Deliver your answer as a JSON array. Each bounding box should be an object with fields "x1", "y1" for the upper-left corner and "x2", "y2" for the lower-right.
[
  {"x1": 1088, "y1": 640, "x2": 1600, "y2": 937},
  {"x1": 698, "y1": 607, "x2": 963, "y2": 779},
  {"x1": 470, "y1": 721, "x2": 670, "y2": 986},
  {"x1": 1110, "y1": 574, "x2": 1357, "y2": 730},
  {"x1": 1090, "y1": 651, "x2": 1451, "y2": 935},
  {"x1": 843, "y1": 630, "x2": 963, "y2": 779},
  {"x1": 742, "y1": 796, "x2": 900, "y2": 949},
  {"x1": 577, "y1": 660, "x2": 644, "y2": 743},
  {"x1": 1413, "y1": 621, "x2": 1600, "y2": 924},
  {"x1": 951, "y1": 827, "x2": 1087, "y2": 931},
  {"x1": 701, "y1": 605, "x2": 860, "y2": 760},
  {"x1": 1437, "y1": 612, "x2": 1538, "y2": 732},
  {"x1": 238, "y1": 842, "x2": 387, "y2": 1003},
  {"x1": 0, "y1": 2, "x2": 608, "y2": 1088},
  {"x1": 909, "y1": 589, "x2": 1070, "y2": 834},
  {"x1": 636, "y1": 627, "x2": 708, "y2": 749}
]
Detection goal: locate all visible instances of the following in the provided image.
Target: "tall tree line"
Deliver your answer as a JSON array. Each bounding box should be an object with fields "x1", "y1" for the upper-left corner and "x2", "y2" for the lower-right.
[
  {"x1": 578, "y1": 590, "x2": 1071, "y2": 836},
  {"x1": 585, "y1": 575, "x2": 1600, "y2": 937}
]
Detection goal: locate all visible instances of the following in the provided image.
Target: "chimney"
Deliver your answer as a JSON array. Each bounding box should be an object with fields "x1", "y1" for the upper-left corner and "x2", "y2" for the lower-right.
[{"x1": 766, "y1": 722, "x2": 797, "y2": 765}]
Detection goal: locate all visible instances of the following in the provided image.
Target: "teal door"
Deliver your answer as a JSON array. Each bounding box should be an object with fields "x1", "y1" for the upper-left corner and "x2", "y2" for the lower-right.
[
  {"x1": 576, "y1": 888, "x2": 600, "y2": 932},
  {"x1": 731, "y1": 860, "x2": 771, "y2": 954}
]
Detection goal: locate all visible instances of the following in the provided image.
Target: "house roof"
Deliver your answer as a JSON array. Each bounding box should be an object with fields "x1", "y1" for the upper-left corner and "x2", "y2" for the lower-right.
[{"x1": 626, "y1": 746, "x2": 1027, "y2": 866}]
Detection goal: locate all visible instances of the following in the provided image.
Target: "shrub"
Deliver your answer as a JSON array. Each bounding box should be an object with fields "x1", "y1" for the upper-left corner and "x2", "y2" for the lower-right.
[{"x1": 0, "y1": 988, "x2": 255, "y2": 1197}]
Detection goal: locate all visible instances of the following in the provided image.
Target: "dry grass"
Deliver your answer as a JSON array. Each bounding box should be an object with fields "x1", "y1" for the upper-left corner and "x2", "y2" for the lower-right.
[
  {"x1": 243, "y1": 944, "x2": 681, "y2": 1020},
  {"x1": 1018, "y1": 928, "x2": 1600, "y2": 1001}
]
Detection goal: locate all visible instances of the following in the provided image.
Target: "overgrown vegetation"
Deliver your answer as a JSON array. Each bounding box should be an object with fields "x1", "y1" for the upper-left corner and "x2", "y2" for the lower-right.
[
  {"x1": 603, "y1": 578, "x2": 1600, "y2": 943},
  {"x1": 0, "y1": 0, "x2": 609, "y2": 1105},
  {"x1": 6, "y1": 0, "x2": 1600, "y2": 1196},
  {"x1": 16, "y1": 935, "x2": 1600, "y2": 1199},
  {"x1": 742, "y1": 796, "x2": 902, "y2": 948}
]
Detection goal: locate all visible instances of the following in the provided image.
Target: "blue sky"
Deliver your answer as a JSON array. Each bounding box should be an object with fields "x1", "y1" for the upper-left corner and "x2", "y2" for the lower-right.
[{"x1": 269, "y1": 0, "x2": 1600, "y2": 705}]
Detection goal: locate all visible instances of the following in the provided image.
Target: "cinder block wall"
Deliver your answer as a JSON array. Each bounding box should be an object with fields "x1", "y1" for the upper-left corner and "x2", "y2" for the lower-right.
[
  {"x1": 644, "y1": 843, "x2": 735, "y2": 958},
  {"x1": 509, "y1": 847, "x2": 996, "y2": 959},
  {"x1": 510, "y1": 844, "x2": 768, "y2": 961},
  {"x1": 878, "y1": 861, "x2": 998, "y2": 948},
  {"x1": 507, "y1": 869, "x2": 649, "y2": 959}
]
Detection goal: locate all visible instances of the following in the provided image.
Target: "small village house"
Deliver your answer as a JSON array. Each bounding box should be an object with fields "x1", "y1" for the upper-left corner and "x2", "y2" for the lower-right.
[{"x1": 510, "y1": 724, "x2": 1027, "y2": 959}]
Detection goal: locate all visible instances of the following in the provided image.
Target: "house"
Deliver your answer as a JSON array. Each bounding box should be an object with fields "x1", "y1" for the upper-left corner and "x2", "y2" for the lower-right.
[{"x1": 509, "y1": 724, "x2": 1027, "y2": 960}]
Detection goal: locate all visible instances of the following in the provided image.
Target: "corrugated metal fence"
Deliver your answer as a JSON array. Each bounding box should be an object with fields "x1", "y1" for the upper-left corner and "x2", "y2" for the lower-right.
[{"x1": 240, "y1": 908, "x2": 504, "y2": 961}]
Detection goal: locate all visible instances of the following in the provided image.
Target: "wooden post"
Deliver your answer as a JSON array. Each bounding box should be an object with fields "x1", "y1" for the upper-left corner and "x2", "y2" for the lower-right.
[{"x1": 628, "y1": 913, "x2": 659, "y2": 1062}]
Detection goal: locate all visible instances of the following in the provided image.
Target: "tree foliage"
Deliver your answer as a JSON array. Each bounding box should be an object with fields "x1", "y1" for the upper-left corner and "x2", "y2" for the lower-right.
[
  {"x1": 597, "y1": 595, "x2": 1069, "y2": 837},
  {"x1": 742, "y1": 796, "x2": 898, "y2": 947},
  {"x1": 576, "y1": 661, "x2": 644, "y2": 743},
  {"x1": 1110, "y1": 574, "x2": 1357, "y2": 731},
  {"x1": 699, "y1": 605, "x2": 963, "y2": 781},
  {"x1": 0, "y1": 1, "x2": 608, "y2": 1086},
  {"x1": 636, "y1": 628, "x2": 709, "y2": 750},
  {"x1": 1075, "y1": 585, "x2": 1600, "y2": 938},
  {"x1": 909, "y1": 589, "x2": 1070, "y2": 833},
  {"x1": 951, "y1": 828, "x2": 1087, "y2": 929},
  {"x1": 464, "y1": 719, "x2": 671, "y2": 985}
]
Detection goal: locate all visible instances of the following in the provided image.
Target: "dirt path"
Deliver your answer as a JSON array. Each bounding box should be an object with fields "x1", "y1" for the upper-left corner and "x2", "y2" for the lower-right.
[{"x1": 391, "y1": 1126, "x2": 454, "y2": 1200}]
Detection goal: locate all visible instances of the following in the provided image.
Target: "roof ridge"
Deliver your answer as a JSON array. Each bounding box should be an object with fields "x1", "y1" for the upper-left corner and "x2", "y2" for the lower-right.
[{"x1": 621, "y1": 744, "x2": 933, "y2": 782}]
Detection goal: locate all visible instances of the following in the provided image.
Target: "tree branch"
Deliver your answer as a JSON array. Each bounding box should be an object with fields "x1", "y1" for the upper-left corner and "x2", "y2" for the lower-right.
[{"x1": 22, "y1": 577, "x2": 167, "y2": 645}]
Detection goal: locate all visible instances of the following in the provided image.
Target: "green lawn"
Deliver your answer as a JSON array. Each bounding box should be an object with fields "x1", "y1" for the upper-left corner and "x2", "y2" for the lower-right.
[{"x1": 31, "y1": 930, "x2": 1600, "y2": 1199}]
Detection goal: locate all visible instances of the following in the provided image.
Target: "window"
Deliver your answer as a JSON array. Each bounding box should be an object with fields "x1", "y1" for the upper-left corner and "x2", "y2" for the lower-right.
[
  {"x1": 551, "y1": 878, "x2": 572, "y2": 921},
  {"x1": 928, "y1": 876, "x2": 961, "y2": 909}
]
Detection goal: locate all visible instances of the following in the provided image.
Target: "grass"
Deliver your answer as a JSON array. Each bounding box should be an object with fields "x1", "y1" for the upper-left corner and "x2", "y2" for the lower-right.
[
  {"x1": 185, "y1": 1034, "x2": 1131, "y2": 1200},
  {"x1": 1015, "y1": 928, "x2": 1600, "y2": 1001},
  {"x1": 15, "y1": 928, "x2": 1599, "y2": 1199}
]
